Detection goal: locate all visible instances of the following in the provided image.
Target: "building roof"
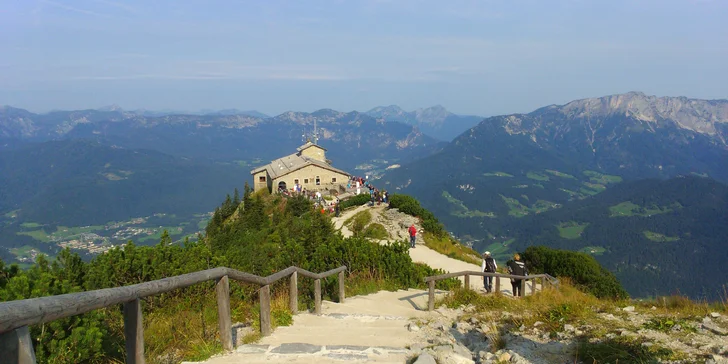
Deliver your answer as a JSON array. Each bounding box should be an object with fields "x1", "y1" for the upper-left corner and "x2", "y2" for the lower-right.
[
  {"x1": 296, "y1": 141, "x2": 327, "y2": 152},
  {"x1": 250, "y1": 152, "x2": 349, "y2": 179}
]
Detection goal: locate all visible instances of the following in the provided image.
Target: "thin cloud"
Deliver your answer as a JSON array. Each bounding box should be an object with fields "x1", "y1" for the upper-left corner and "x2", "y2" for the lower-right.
[
  {"x1": 41, "y1": 0, "x2": 107, "y2": 17},
  {"x1": 89, "y1": 0, "x2": 139, "y2": 13}
]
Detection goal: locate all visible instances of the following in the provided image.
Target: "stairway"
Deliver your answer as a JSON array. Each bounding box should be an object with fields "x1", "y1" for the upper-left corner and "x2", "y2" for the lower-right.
[{"x1": 187, "y1": 289, "x2": 444, "y2": 363}]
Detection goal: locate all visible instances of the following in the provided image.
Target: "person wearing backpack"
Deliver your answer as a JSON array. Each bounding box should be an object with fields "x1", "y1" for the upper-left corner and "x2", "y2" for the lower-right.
[
  {"x1": 481, "y1": 251, "x2": 497, "y2": 293},
  {"x1": 507, "y1": 253, "x2": 528, "y2": 297}
]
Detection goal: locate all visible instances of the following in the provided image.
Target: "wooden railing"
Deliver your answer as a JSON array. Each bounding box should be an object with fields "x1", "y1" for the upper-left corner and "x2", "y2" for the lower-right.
[
  {"x1": 424, "y1": 271, "x2": 559, "y2": 310},
  {"x1": 0, "y1": 265, "x2": 346, "y2": 364}
]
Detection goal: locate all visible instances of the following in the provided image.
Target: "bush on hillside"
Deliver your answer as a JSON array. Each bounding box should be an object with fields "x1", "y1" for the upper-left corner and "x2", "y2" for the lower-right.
[
  {"x1": 1, "y1": 189, "x2": 455, "y2": 363},
  {"x1": 522, "y1": 246, "x2": 628, "y2": 299},
  {"x1": 388, "y1": 194, "x2": 446, "y2": 237},
  {"x1": 338, "y1": 194, "x2": 370, "y2": 210}
]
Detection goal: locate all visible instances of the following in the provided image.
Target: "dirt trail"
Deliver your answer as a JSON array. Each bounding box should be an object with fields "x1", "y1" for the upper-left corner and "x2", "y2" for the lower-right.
[{"x1": 331, "y1": 204, "x2": 530, "y2": 295}]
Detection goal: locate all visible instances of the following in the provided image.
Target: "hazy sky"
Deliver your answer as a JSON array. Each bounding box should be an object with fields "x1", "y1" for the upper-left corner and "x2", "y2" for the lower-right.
[{"x1": 1, "y1": 0, "x2": 726, "y2": 116}]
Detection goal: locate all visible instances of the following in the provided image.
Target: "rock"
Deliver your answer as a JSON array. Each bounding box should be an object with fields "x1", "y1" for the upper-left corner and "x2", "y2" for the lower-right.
[
  {"x1": 497, "y1": 352, "x2": 512, "y2": 362},
  {"x1": 533, "y1": 321, "x2": 543, "y2": 327},
  {"x1": 236, "y1": 344, "x2": 269, "y2": 354},
  {"x1": 479, "y1": 351, "x2": 495, "y2": 361},
  {"x1": 563, "y1": 324, "x2": 575, "y2": 332},
  {"x1": 641, "y1": 342, "x2": 653, "y2": 348},
  {"x1": 703, "y1": 321, "x2": 728, "y2": 336},
  {"x1": 604, "y1": 314, "x2": 617, "y2": 320},
  {"x1": 270, "y1": 343, "x2": 322, "y2": 354},
  {"x1": 622, "y1": 306, "x2": 635, "y2": 312},
  {"x1": 651, "y1": 306, "x2": 657, "y2": 310},
  {"x1": 671, "y1": 324, "x2": 682, "y2": 332},
  {"x1": 711, "y1": 312, "x2": 722, "y2": 318},
  {"x1": 575, "y1": 330, "x2": 584, "y2": 336},
  {"x1": 453, "y1": 343, "x2": 473, "y2": 358},
  {"x1": 518, "y1": 324, "x2": 526, "y2": 331},
  {"x1": 408, "y1": 323, "x2": 421, "y2": 332},
  {"x1": 413, "y1": 352, "x2": 437, "y2": 364},
  {"x1": 410, "y1": 343, "x2": 427, "y2": 352},
  {"x1": 468, "y1": 317, "x2": 480, "y2": 325}
]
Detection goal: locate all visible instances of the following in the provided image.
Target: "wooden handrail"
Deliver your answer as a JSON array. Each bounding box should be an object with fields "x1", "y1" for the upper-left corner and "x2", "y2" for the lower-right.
[
  {"x1": 0, "y1": 265, "x2": 346, "y2": 364},
  {"x1": 424, "y1": 271, "x2": 558, "y2": 311}
]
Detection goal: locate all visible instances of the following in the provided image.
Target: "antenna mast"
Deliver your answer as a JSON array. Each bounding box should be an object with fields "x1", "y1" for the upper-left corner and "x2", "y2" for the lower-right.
[{"x1": 313, "y1": 118, "x2": 318, "y2": 145}]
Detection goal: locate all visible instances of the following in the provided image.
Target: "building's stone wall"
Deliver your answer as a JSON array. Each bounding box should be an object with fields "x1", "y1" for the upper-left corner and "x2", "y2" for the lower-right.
[
  {"x1": 253, "y1": 170, "x2": 271, "y2": 192},
  {"x1": 300, "y1": 146, "x2": 326, "y2": 162},
  {"x1": 272, "y1": 165, "x2": 348, "y2": 192}
]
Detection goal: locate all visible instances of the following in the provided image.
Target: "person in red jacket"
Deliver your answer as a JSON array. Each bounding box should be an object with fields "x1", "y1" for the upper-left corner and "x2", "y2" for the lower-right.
[{"x1": 408, "y1": 224, "x2": 417, "y2": 248}]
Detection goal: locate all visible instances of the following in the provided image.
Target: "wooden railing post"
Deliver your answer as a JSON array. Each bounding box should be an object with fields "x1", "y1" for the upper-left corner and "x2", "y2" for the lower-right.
[
  {"x1": 216, "y1": 275, "x2": 233, "y2": 351},
  {"x1": 123, "y1": 299, "x2": 145, "y2": 364},
  {"x1": 495, "y1": 274, "x2": 500, "y2": 293},
  {"x1": 290, "y1": 271, "x2": 298, "y2": 314},
  {"x1": 338, "y1": 271, "x2": 345, "y2": 303},
  {"x1": 428, "y1": 280, "x2": 435, "y2": 311},
  {"x1": 259, "y1": 285, "x2": 271, "y2": 337},
  {"x1": 464, "y1": 274, "x2": 470, "y2": 289},
  {"x1": 0, "y1": 326, "x2": 36, "y2": 364},
  {"x1": 314, "y1": 279, "x2": 322, "y2": 314},
  {"x1": 530, "y1": 278, "x2": 537, "y2": 296}
]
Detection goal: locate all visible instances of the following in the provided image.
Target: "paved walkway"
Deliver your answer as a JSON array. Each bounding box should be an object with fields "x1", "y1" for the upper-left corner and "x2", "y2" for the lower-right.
[{"x1": 188, "y1": 289, "x2": 443, "y2": 363}]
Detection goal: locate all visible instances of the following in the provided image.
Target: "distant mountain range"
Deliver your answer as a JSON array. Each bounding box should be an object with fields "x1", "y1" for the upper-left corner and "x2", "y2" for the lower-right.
[
  {"x1": 0, "y1": 106, "x2": 445, "y2": 172},
  {"x1": 365, "y1": 105, "x2": 483, "y2": 141},
  {"x1": 382, "y1": 91, "x2": 728, "y2": 299}
]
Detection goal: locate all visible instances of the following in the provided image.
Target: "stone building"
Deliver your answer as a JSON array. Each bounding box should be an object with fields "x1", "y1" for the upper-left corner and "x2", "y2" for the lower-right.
[{"x1": 250, "y1": 142, "x2": 350, "y2": 193}]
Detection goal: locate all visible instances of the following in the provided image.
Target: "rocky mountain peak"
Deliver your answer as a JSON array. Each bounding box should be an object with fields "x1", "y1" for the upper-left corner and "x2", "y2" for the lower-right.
[
  {"x1": 413, "y1": 105, "x2": 452, "y2": 125},
  {"x1": 559, "y1": 92, "x2": 728, "y2": 135}
]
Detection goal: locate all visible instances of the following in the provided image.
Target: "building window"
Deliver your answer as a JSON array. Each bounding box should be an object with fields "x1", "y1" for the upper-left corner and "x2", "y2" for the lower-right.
[
  {"x1": 304, "y1": 179, "x2": 309, "y2": 184},
  {"x1": 259, "y1": 176, "x2": 266, "y2": 182},
  {"x1": 315, "y1": 176, "x2": 321, "y2": 185},
  {"x1": 331, "y1": 177, "x2": 337, "y2": 183},
  {"x1": 294, "y1": 179, "x2": 299, "y2": 184}
]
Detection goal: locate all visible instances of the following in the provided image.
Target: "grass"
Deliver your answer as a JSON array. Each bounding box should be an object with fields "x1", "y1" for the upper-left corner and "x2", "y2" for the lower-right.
[
  {"x1": 579, "y1": 246, "x2": 606, "y2": 256},
  {"x1": 20, "y1": 222, "x2": 43, "y2": 228},
  {"x1": 422, "y1": 232, "x2": 481, "y2": 265},
  {"x1": 556, "y1": 222, "x2": 589, "y2": 239},
  {"x1": 609, "y1": 201, "x2": 679, "y2": 217},
  {"x1": 500, "y1": 195, "x2": 529, "y2": 217},
  {"x1": 559, "y1": 188, "x2": 585, "y2": 200},
  {"x1": 441, "y1": 191, "x2": 495, "y2": 218},
  {"x1": 526, "y1": 172, "x2": 550, "y2": 181},
  {"x1": 583, "y1": 170, "x2": 623, "y2": 184},
  {"x1": 643, "y1": 231, "x2": 679, "y2": 242},
  {"x1": 577, "y1": 336, "x2": 685, "y2": 363},
  {"x1": 139, "y1": 226, "x2": 185, "y2": 243},
  {"x1": 345, "y1": 210, "x2": 373, "y2": 236},
  {"x1": 545, "y1": 169, "x2": 575, "y2": 179},
  {"x1": 501, "y1": 195, "x2": 560, "y2": 217},
  {"x1": 582, "y1": 182, "x2": 607, "y2": 193},
  {"x1": 362, "y1": 223, "x2": 389, "y2": 240},
  {"x1": 483, "y1": 172, "x2": 513, "y2": 177},
  {"x1": 16, "y1": 229, "x2": 51, "y2": 242}
]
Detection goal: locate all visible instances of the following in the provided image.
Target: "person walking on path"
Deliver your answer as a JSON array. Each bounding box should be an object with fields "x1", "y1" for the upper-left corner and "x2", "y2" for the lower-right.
[
  {"x1": 481, "y1": 251, "x2": 497, "y2": 293},
  {"x1": 408, "y1": 224, "x2": 417, "y2": 248},
  {"x1": 507, "y1": 253, "x2": 528, "y2": 297}
]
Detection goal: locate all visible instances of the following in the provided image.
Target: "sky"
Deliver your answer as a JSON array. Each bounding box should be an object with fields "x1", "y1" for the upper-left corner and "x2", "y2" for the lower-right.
[{"x1": 0, "y1": 0, "x2": 726, "y2": 116}]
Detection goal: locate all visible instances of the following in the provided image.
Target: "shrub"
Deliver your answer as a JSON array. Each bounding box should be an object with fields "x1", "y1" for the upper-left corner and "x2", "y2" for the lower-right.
[
  {"x1": 522, "y1": 246, "x2": 628, "y2": 299},
  {"x1": 339, "y1": 194, "x2": 370, "y2": 210},
  {"x1": 388, "y1": 194, "x2": 446, "y2": 237}
]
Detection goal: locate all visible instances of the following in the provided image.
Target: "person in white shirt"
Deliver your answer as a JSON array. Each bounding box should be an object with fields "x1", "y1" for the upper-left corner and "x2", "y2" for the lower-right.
[{"x1": 481, "y1": 251, "x2": 497, "y2": 293}]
